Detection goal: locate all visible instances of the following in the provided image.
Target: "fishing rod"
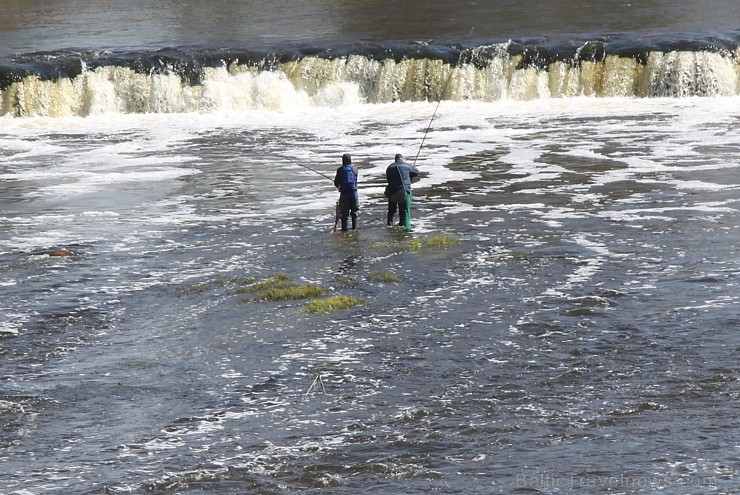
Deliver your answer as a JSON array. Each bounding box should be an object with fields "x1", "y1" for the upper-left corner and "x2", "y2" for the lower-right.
[
  {"x1": 412, "y1": 27, "x2": 475, "y2": 167},
  {"x1": 275, "y1": 154, "x2": 342, "y2": 232},
  {"x1": 282, "y1": 156, "x2": 335, "y2": 182}
]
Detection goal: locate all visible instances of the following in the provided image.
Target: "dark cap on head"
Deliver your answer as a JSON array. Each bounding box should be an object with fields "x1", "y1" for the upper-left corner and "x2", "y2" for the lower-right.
[
  {"x1": 394, "y1": 153, "x2": 403, "y2": 161},
  {"x1": 342, "y1": 153, "x2": 352, "y2": 165}
]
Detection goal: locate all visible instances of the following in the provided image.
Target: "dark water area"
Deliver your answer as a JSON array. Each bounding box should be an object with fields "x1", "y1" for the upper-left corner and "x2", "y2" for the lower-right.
[
  {"x1": 2, "y1": 0, "x2": 740, "y2": 75},
  {"x1": 2, "y1": 0, "x2": 740, "y2": 57}
]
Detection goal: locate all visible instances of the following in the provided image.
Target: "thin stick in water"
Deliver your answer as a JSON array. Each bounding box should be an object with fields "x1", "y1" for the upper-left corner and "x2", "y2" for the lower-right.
[{"x1": 305, "y1": 373, "x2": 326, "y2": 396}]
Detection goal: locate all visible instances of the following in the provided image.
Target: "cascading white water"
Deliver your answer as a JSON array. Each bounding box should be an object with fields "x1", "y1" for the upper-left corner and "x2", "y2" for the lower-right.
[{"x1": 1, "y1": 47, "x2": 738, "y2": 117}]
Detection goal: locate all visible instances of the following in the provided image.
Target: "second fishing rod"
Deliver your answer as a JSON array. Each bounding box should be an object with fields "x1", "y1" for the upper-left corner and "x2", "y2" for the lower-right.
[
  {"x1": 278, "y1": 29, "x2": 474, "y2": 182},
  {"x1": 393, "y1": 28, "x2": 474, "y2": 231},
  {"x1": 413, "y1": 27, "x2": 475, "y2": 168}
]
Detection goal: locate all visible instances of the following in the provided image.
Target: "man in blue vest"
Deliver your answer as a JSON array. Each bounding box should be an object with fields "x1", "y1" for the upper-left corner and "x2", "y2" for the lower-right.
[
  {"x1": 385, "y1": 153, "x2": 419, "y2": 227},
  {"x1": 333, "y1": 153, "x2": 359, "y2": 231}
]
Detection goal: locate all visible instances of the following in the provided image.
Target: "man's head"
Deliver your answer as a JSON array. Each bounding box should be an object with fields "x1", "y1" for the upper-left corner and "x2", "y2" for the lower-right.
[
  {"x1": 394, "y1": 153, "x2": 403, "y2": 162},
  {"x1": 342, "y1": 153, "x2": 352, "y2": 165}
]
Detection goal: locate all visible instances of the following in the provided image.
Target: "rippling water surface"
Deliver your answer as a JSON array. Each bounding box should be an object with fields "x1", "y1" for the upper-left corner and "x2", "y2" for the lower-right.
[
  {"x1": 1, "y1": 1, "x2": 739, "y2": 494},
  {"x1": 2, "y1": 97, "x2": 738, "y2": 494}
]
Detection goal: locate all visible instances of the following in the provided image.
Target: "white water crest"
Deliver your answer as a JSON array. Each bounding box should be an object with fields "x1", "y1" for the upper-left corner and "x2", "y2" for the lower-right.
[{"x1": 2, "y1": 46, "x2": 738, "y2": 117}]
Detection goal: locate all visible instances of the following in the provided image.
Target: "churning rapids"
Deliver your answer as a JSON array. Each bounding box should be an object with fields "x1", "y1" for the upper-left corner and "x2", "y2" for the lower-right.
[{"x1": 1, "y1": 35, "x2": 739, "y2": 495}]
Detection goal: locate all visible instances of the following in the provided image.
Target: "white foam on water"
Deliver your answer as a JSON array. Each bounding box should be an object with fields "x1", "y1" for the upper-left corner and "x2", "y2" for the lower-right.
[
  {"x1": 1, "y1": 96, "x2": 738, "y2": 319},
  {"x1": 37, "y1": 167, "x2": 200, "y2": 197},
  {"x1": 0, "y1": 319, "x2": 23, "y2": 336}
]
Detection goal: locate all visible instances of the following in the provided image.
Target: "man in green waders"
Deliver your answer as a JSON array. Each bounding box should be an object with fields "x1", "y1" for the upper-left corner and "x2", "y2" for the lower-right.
[{"x1": 384, "y1": 153, "x2": 419, "y2": 230}]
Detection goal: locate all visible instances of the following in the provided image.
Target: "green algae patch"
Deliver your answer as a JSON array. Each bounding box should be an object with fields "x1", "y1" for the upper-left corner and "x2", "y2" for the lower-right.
[
  {"x1": 370, "y1": 233, "x2": 460, "y2": 253},
  {"x1": 177, "y1": 283, "x2": 209, "y2": 295},
  {"x1": 369, "y1": 239, "x2": 405, "y2": 249},
  {"x1": 336, "y1": 274, "x2": 357, "y2": 284},
  {"x1": 410, "y1": 233, "x2": 459, "y2": 252},
  {"x1": 216, "y1": 275, "x2": 256, "y2": 287},
  {"x1": 303, "y1": 295, "x2": 365, "y2": 315},
  {"x1": 241, "y1": 273, "x2": 326, "y2": 301},
  {"x1": 259, "y1": 284, "x2": 326, "y2": 301},
  {"x1": 368, "y1": 270, "x2": 403, "y2": 283}
]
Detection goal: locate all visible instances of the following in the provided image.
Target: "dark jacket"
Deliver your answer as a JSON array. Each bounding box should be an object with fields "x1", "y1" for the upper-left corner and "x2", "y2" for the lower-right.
[{"x1": 385, "y1": 155, "x2": 419, "y2": 194}]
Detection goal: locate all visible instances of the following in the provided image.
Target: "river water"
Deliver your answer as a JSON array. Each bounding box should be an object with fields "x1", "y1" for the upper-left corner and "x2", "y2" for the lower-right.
[{"x1": 1, "y1": 1, "x2": 739, "y2": 494}]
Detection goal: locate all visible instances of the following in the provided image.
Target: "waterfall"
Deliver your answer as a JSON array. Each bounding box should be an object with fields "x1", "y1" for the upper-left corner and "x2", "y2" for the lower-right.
[{"x1": 2, "y1": 44, "x2": 737, "y2": 117}]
